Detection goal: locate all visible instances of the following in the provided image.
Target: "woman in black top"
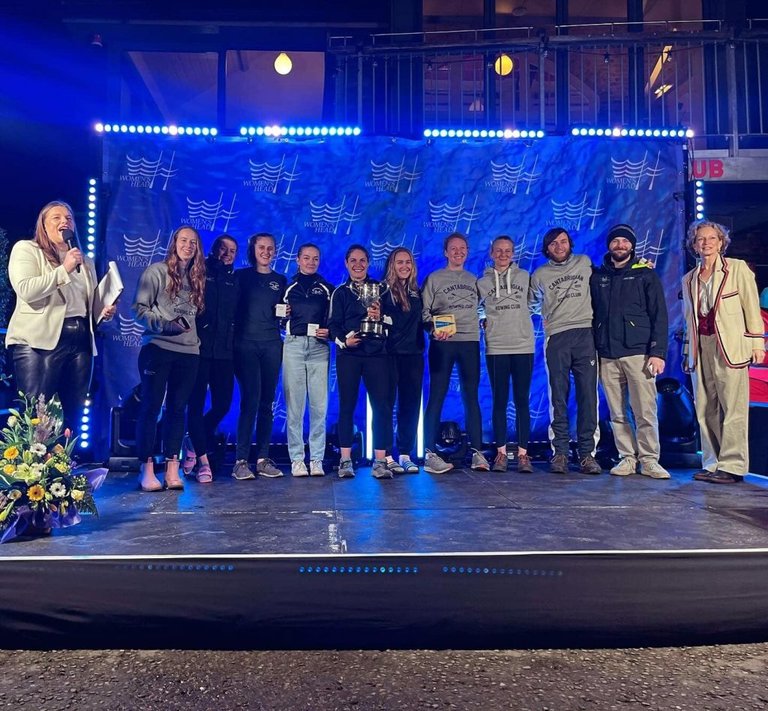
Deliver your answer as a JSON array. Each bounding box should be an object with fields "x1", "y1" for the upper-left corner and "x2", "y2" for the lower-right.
[
  {"x1": 183, "y1": 234, "x2": 239, "y2": 483},
  {"x1": 382, "y1": 247, "x2": 424, "y2": 473},
  {"x1": 231, "y1": 232, "x2": 287, "y2": 480},
  {"x1": 327, "y1": 244, "x2": 395, "y2": 479}
]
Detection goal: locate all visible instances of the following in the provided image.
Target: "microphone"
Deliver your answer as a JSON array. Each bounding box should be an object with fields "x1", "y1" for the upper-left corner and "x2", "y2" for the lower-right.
[{"x1": 61, "y1": 228, "x2": 80, "y2": 273}]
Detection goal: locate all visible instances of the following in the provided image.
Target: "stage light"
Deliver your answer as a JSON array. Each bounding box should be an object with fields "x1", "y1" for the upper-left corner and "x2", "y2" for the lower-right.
[
  {"x1": 494, "y1": 53, "x2": 514, "y2": 77},
  {"x1": 571, "y1": 127, "x2": 579, "y2": 136},
  {"x1": 274, "y1": 52, "x2": 292, "y2": 76},
  {"x1": 366, "y1": 396, "x2": 373, "y2": 460},
  {"x1": 686, "y1": 128, "x2": 695, "y2": 137},
  {"x1": 136, "y1": 125, "x2": 145, "y2": 133}
]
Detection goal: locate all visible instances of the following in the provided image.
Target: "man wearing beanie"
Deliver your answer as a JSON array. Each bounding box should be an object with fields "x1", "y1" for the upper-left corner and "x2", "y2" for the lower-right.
[
  {"x1": 529, "y1": 227, "x2": 602, "y2": 475},
  {"x1": 591, "y1": 223, "x2": 670, "y2": 478}
]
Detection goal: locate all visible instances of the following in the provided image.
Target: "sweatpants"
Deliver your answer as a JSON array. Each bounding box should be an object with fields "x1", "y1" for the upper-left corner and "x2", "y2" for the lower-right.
[
  {"x1": 486, "y1": 352, "x2": 534, "y2": 450},
  {"x1": 544, "y1": 327, "x2": 598, "y2": 459}
]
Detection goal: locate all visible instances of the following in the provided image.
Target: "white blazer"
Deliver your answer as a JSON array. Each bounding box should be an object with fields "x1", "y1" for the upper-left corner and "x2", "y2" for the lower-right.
[{"x1": 5, "y1": 240, "x2": 98, "y2": 354}]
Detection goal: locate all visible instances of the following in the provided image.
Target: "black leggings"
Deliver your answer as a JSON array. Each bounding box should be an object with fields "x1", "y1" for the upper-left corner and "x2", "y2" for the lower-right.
[
  {"x1": 486, "y1": 352, "x2": 534, "y2": 450},
  {"x1": 423, "y1": 339, "x2": 483, "y2": 451},
  {"x1": 388, "y1": 353, "x2": 423, "y2": 457},
  {"x1": 135, "y1": 343, "x2": 199, "y2": 461},
  {"x1": 336, "y1": 353, "x2": 392, "y2": 451},
  {"x1": 12, "y1": 317, "x2": 92, "y2": 430},
  {"x1": 234, "y1": 340, "x2": 282, "y2": 461},
  {"x1": 187, "y1": 356, "x2": 235, "y2": 455}
]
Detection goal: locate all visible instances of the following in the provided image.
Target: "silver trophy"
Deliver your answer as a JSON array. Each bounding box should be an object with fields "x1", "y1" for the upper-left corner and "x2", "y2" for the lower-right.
[{"x1": 352, "y1": 281, "x2": 389, "y2": 338}]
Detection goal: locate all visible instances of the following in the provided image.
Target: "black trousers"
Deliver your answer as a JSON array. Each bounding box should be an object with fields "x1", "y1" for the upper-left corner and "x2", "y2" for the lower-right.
[
  {"x1": 11, "y1": 317, "x2": 92, "y2": 430},
  {"x1": 234, "y1": 340, "x2": 282, "y2": 461},
  {"x1": 545, "y1": 327, "x2": 598, "y2": 459},
  {"x1": 487, "y1": 352, "x2": 534, "y2": 450},
  {"x1": 187, "y1": 356, "x2": 235, "y2": 455},
  {"x1": 135, "y1": 343, "x2": 199, "y2": 461},
  {"x1": 388, "y1": 352, "x2": 424, "y2": 458},
  {"x1": 336, "y1": 352, "x2": 392, "y2": 451},
  {"x1": 423, "y1": 339, "x2": 483, "y2": 451}
]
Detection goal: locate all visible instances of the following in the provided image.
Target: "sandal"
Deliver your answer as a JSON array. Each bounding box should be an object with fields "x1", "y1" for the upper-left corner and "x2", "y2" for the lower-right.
[
  {"x1": 182, "y1": 450, "x2": 197, "y2": 477},
  {"x1": 196, "y1": 464, "x2": 213, "y2": 484}
]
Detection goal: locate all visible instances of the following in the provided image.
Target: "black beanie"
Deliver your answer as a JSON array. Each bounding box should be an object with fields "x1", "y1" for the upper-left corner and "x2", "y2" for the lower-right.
[{"x1": 606, "y1": 224, "x2": 637, "y2": 250}]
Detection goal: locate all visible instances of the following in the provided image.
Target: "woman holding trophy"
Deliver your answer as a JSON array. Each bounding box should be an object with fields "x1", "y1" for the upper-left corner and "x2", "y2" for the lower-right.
[{"x1": 327, "y1": 244, "x2": 398, "y2": 479}]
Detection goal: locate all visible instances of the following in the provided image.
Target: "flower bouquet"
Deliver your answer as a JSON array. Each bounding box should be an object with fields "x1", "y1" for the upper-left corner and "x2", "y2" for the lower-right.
[{"x1": 0, "y1": 393, "x2": 107, "y2": 543}]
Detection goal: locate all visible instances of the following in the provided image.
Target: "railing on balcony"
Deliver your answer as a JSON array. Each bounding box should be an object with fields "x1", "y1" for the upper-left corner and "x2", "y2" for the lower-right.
[{"x1": 328, "y1": 20, "x2": 768, "y2": 151}]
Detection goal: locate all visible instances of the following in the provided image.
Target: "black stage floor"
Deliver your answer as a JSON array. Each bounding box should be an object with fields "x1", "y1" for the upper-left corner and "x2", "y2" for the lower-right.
[
  {"x1": 3, "y1": 463, "x2": 768, "y2": 649},
  {"x1": 2, "y1": 463, "x2": 768, "y2": 556}
]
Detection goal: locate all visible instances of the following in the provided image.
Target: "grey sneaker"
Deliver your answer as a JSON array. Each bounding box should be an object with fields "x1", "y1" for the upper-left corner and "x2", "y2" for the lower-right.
[
  {"x1": 291, "y1": 460, "x2": 309, "y2": 477},
  {"x1": 491, "y1": 451, "x2": 508, "y2": 472},
  {"x1": 579, "y1": 455, "x2": 602, "y2": 475},
  {"x1": 232, "y1": 459, "x2": 256, "y2": 480},
  {"x1": 610, "y1": 457, "x2": 638, "y2": 477},
  {"x1": 550, "y1": 453, "x2": 569, "y2": 474},
  {"x1": 471, "y1": 449, "x2": 491, "y2": 471},
  {"x1": 256, "y1": 458, "x2": 284, "y2": 478},
  {"x1": 639, "y1": 461, "x2": 671, "y2": 479},
  {"x1": 338, "y1": 459, "x2": 355, "y2": 478},
  {"x1": 424, "y1": 450, "x2": 453, "y2": 474},
  {"x1": 309, "y1": 460, "x2": 325, "y2": 477},
  {"x1": 372, "y1": 459, "x2": 394, "y2": 479}
]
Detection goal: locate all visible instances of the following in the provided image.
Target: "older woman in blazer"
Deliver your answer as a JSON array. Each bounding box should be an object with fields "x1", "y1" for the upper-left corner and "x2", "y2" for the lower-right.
[
  {"x1": 682, "y1": 220, "x2": 765, "y2": 484},
  {"x1": 5, "y1": 200, "x2": 115, "y2": 428}
]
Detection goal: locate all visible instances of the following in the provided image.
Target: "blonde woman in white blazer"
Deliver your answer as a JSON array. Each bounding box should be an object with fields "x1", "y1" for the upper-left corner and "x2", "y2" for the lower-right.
[
  {"x1": 5, "y1": 201, "x2": 115, "y2": 428},
  {"x1": 682, "y1": 219, "x2": 765, "y2": 484}
]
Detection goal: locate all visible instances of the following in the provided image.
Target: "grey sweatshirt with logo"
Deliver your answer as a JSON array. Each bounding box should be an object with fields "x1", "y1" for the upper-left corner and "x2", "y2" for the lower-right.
[
  {"x1": 477, "y1": 265, "x2": 535, "y2": 354},
  {"x1": 421, "y1": 267, "x2": 479, "y2": 341},
  {"x1": 528, "y1": 253, "x2": 593, "y2": 337},
  {"x1": 132, "y1": 261, "x2": 200, "y2": 354}
]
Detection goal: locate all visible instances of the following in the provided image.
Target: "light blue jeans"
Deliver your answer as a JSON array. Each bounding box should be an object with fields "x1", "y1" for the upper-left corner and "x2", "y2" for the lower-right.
[{"x1": 282, "y1": 335, "x2": 330, "y2": 462}]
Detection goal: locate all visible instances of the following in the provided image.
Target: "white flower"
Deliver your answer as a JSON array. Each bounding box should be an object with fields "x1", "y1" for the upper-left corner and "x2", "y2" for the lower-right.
[
  {"x1": 31, "y1": 443, "x2": 47, "y2": 456},
  {"x1": 7, "y1": 415, "x2": 17, "y2": 427},
  {"x1": 49, "y1": 482, "x2": 68, "y2": 497}
]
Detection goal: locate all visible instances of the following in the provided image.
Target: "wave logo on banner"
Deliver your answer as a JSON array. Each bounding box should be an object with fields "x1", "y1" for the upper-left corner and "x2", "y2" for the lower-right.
[
  {"x1": 117, "y1": 231, "x2": 168, "y2": 268},
  {"x1": 246, "y1": 154, "x2": 300, "y2": 194},
  {"x1": 486, "y1": 155, "x2": 541, "y2": 194},
  {"x1": 112, "y1": 314, "x2": 144, "y2": 348},
  {"x1": 366, "y1": 155, "x2": 422, "y2": 193},
  {"x1": 425, "y1": 195, "x2": 480, "y2": 233},
  {"x1": 271, "y1": 234, "x2": 301, "y2": 275},
  {"x1": 609, "y1": 150, "x2": 664, "y2": 190},
  {"x1": 185, "y1": 193, "x2": 239, "y2": 232},
  {"x1": 635, "y1": 228, "x2": 668, "y2": 260},
  {"x1": 369, "y1": 235, "x2": 420, "y2": 271},
  {"x1": 550, "y1": 192, "x2": 604, "y2": 231},
  {"x1": 305, "y1": 195, "x2": 362, "y2": 234},
  {"x1": 121, "y1": 151, "x2": 178, "y2": 190}
]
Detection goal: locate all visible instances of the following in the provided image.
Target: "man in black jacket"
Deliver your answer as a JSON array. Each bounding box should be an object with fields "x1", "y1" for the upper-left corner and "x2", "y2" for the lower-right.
[{"x1": 591, "y1": 224, "x2": 670, "y2": 479}]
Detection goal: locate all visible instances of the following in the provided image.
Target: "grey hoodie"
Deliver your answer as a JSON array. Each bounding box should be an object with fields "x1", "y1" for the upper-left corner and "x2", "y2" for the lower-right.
[
  {"x1": 528, "y1": 253, "x2": 593, "y2": 336},
  {"x1": 132, "y1": 261, "x2": 200, "y2": 354},
  {"x1": 421, "y1": 267, "x2": 479, "y2": 341},
  {"x1": 477, "y1": 264, "x2": 534, "y2": 355}
]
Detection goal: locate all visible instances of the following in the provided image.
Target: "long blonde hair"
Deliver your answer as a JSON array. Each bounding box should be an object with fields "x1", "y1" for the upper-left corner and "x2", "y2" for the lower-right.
[
  {"x1": 34, "y1": 200, "x2": 74, "y2": 267},
  {"x1": 384, "y1": 247, "x2": 418, "y2": 312},
  {"x1": 165, "y1": 225, "x2": 206, "y2": 311}
]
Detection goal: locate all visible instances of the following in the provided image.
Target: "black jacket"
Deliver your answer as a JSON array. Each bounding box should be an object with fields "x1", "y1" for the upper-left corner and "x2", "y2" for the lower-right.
[
  {"x1": 591, "y1": 254, "x2": 668, "y2": 360},
  {"x1": 328, "y1": 277, "x2": 387, "y2": 357},
  {"x1": 234, "y1": 268, "x2": 287, "y2": 343},
  {"x1": 382, "y1": 288, "x2": 425, "y2": 355},
  {"x1": 283, "y1": 272, "x2": 334, "y2": 336},
  {"x1": 196, "y1": 256, "x2": 239, "y2": 359}
]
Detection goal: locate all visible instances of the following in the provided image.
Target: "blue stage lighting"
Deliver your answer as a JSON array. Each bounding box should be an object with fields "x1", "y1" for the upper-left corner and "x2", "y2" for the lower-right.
[{"x1": 312, "y1": 127, "x2": 321, "y2": 136}]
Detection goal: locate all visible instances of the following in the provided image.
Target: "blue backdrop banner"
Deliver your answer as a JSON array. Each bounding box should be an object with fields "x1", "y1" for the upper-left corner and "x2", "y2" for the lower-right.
[{"x1": 97, "y1": 134, "x2": 686, "y2": 454}]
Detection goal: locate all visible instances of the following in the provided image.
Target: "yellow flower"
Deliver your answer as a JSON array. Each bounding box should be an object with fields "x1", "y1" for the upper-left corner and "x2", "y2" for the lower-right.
[
  {"x1": 55, "y1": 462, "x2": 69, "y2": 473},
  {"x1": 30, "y1": 418, "x2": 40, "y2": 425},
  {"x1": 28, "y1": 484, "x2": 45, "y2": 501},
  {"x1": 8, "y1": 490, "x2": 21, "y2": 501},
  {"x1": 71, "y1": 489, "x2": 84, "y2": 502},
  {"x1": 3, "y1": 446, "x2": 19, "y2": 460},
  {"x1": 3, "y1": 464, "x2": 15, "y2": 475}
]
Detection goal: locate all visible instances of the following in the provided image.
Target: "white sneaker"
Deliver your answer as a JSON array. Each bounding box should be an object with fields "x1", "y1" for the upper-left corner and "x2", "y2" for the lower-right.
[
  {"x1": 309, "y1": 460, "x2": 325, "y2": 477},
  {"x1": 610, "y1": 457, "x2": 638, "y2": 477},
  {"x1": 639, "y1": 461, "x2": 671, "y2": 479},
  {"x1": 424, "y1": 450, "x2": 453, "y2": 474},
  {"x1": 291, "y1": 460, "x2": 309, "y2": 477}
]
